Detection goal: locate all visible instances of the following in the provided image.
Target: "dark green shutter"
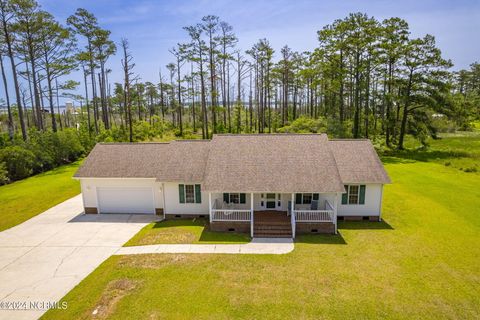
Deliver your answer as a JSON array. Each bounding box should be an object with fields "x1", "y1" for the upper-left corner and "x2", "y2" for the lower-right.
[
  {"x1": 179, "y1": 184, "x2": 185, "y2": 203},
  {"x1": 240, "y1": 193, "x2": 246, "y2": 204},
  {"x1": 223, "y1": 193, "x2": 229, "y2": 203},
  {"x1": 341, "y1": 185, "x2": 348, "y2": 205},
  {"x1": 195, "y1": 184, "x2": 202, "y2": 203},
  {"x1": 295, "y1": 193, "x2": 302, "y2": 204},
  {"x1": 359, "y1": 185, "x2": 366, "y2": 204},
  {"x1": 313, "y1": 193, "x2": 319, "y2": 200}
]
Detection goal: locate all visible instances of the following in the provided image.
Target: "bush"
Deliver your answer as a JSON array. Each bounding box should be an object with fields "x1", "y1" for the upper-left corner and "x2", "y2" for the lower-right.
[
  {"x1": 278, "y1": 116, "x2": 327, "y2": 134},
  {"x1": 0, "y1": 162, "x2": 9, "y2": 185},
  {"x1": 0, "y1": 146, "x2": 36, "y2": 181}
]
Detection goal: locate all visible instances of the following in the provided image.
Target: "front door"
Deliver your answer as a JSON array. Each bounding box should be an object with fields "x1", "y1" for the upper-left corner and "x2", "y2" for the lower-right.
[{"x1": 263, "y1": 193, "x2": 282, "y2": 210}]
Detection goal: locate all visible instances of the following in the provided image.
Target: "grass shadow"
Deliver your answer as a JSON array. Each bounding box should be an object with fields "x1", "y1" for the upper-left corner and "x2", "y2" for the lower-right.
[
  {"x1": 151, "y1": 218, "x2": 250, "y2": 243},
  {"x1": 198, "y1": 228, "x2": 250, "y2": 243},
  {"x1": 338, "y1": 220, "x2": 394, "y2": 230},
  {"x1": 295, "y1": 233, "x2": 347, "y2": 245}
]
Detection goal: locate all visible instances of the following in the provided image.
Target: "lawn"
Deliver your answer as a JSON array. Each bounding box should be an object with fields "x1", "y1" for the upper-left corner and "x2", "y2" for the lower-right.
[
  {"x1": 0, "y1": 161, "x2": 81, "y2": 232},
  {"x1": 43, "y1": 135, "x2": 480, "y2": 319},
  {"x1": 124, "y1": 219, "x2": 250, "y2": 246}
]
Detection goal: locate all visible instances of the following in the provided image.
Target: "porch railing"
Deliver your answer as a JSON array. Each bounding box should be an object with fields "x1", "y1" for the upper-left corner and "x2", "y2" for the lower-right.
[
  {"x1": 211, "y1": 199, "x2": 251, "y2": 222},
  {"x1": 293, "y1": 200, "x2": 334, "y2": 223},
  {"x1": 211, "y1": 210, "x2": 251, "y2": 222}
]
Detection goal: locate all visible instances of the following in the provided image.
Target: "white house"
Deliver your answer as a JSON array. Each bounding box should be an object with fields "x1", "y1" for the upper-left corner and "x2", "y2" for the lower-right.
[{"x1": 74, "y1": 134, "x2": 391, "y2": 238}]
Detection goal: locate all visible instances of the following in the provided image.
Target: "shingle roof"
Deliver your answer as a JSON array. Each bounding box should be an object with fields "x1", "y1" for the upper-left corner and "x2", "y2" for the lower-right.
[
  {"x1": 75, "y1": 134, "x2": 390, "y2": 191},
  {"x1": 329, "y1": 139, "x2": 391, "y2": 184},
  {"x1": 74, "y1": 140, "x2": 209, "y2": 182},
  {"x1": 203, "y1": 134, "x2": 345, "y2": 193}
]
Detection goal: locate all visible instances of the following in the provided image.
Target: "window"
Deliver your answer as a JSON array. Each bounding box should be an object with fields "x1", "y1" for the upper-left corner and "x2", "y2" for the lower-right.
[
  {"x1": 229, "y1": 193, "x2": 240, "y2": 204},
  {"x1": 223, "y1": 193, "x2": 246, "y2": 204},
  {"x1": 179, "y1": 184, "x2": 202, "y2": 204},
  {"x1": 185, "y1": 185, "x2": 195, "y2": 203},
  {"x1": 302, "y1": 193, "x2": 313, "y2": 204},
  {"x1": 295, "y1": 193, "x2": 319, "y2": 205},
  {"x1": 342, "y1": 185, "x2": 366, "y2": 205}
]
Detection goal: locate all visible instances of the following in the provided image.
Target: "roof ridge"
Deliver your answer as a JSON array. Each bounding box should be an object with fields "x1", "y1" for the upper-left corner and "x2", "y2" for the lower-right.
[
  {"x1": 98, "y1": 142, "x2": 171, "y2": 145},
  {"x1": 213, "y1": 133, "x2": 327, "y2": 137},
  {"x1": 329, "y1": 138, "x2": 370, "y2": 141}
]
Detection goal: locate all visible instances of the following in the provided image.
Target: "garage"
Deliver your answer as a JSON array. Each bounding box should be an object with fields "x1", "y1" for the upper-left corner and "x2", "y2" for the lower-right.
[{"x1": 96, "y1": 187, "x2": 155, "y2": 214}]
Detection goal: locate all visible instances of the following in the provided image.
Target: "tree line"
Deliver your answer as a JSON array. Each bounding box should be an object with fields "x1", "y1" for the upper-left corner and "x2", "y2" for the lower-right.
[{"x1": 0, "y1": 1, "x2": 479, "y2": 184}]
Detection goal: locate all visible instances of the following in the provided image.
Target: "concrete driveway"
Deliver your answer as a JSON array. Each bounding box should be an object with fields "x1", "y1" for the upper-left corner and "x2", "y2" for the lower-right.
[{"x1": 0, "y1": 195, "x2": 159, "y2": 320}]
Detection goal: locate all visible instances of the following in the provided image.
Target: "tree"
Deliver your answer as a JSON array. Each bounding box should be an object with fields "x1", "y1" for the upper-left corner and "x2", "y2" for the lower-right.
[
  {"x1": 397, "y1": 35, "x2": 452, "y2": 149},
  {"x1": 0, "y1": 0, "x2": 27, "y2": 139},
  {"x1": 37, "y1": 12, "x2": 76, "y2": 132},
  {"x1": 120, "y1": 38, "x2": 136, "y2": 142},
  {"x1": 68, "y1": 8, "x2": 101, "y2": 133},
  {"x1": 184, "y1": 24, "x2": 209, "y2": 138}
]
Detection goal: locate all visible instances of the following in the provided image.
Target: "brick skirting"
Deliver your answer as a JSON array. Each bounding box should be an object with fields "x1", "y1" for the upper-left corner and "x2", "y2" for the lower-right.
[
  {"x1": 165, "y1": 213, "x2": 209, "y2": 219},
  {"x1": 339, "y1": 216, "x2": 380, "y2": 222},
  {"x1": 296, "y1": 222, "x2": 335, "y2": 234},
  {"x1": 84, "y1": 207, "x2": 98, "y2": 214},
  {"x1": 209, "y1": 221, "x2": 250, "y2": 233}
]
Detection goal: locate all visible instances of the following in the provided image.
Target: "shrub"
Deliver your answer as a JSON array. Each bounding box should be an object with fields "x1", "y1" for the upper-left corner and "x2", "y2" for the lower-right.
[
  {"x1": 0, "y1": 146, "x2": 36, "y2": 181},
  {"x1": 278, "y1": 116, "x2": 327, "y2": 134},
  {"x1": 0, "y1": 162, "x2": 9, "y2": 185}
]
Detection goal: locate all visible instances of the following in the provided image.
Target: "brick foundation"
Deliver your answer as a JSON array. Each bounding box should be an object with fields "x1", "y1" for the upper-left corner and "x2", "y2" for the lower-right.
[
  {"x1": 340, "y1": 216, "x2": 380, "y2": 222},
  {"x1": 209, "y1": 221, "x2": 250, "y2": 233},
  {"x1": 84, "y1": 207, "x2": 98, "y2": 214},
  {"x1": 296, "y1": 222, "x2": 335, "y2": 234},
  {"x1": 165, "y1": 213, "x2": 209, "y2": 219}
]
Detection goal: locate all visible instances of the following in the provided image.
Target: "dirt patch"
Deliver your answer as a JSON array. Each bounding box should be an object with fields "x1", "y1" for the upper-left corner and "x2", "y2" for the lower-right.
[
  {"x1": 136, "y1": 230, "x2": 197, "y2": 245},
  {"x1": 88, "y1": 278, "x2": 142, "y2": 319}
]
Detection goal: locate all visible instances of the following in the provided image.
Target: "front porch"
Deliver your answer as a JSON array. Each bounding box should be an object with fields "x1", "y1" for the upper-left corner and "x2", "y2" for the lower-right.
[{"x1": 208, "y1": 192, "x2": 338, "y2": 238}]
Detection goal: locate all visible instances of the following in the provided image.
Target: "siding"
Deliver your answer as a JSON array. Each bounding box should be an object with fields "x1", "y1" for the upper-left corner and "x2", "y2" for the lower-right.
[
  {"x1": 163, "y1": 182, "x2": 209, "y2": 215},
  {"x1": 337, "y1": 184, "x2": 383, "y2": 216}
]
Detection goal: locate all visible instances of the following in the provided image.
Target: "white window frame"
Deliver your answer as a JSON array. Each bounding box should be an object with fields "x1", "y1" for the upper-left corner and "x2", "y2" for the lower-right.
[
  {"x1": 346, "y1": 185, "x2": 360, "y2": 205},
  {"x1": 184, "y1": 184, "x2": 196, "y2": 204}
]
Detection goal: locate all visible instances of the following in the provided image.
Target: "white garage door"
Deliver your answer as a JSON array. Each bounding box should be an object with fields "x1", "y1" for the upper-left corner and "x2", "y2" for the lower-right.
[{"x1": 97, "y1": 187, "x2": 155, "y2": 214}]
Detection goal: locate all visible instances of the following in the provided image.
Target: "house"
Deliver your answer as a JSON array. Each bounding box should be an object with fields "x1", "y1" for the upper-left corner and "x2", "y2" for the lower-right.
[{"x1": 74, "y1": 134, "x2": 391, "y2": 238}]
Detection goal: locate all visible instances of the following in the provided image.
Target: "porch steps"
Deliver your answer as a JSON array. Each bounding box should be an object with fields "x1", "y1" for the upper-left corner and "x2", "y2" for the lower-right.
[
  {"x1": 254, "y1": 222, "x2": 292, "y2": 237},
  {"x1": 253, "y1": 211, "x2": 293, "y2": 238}
]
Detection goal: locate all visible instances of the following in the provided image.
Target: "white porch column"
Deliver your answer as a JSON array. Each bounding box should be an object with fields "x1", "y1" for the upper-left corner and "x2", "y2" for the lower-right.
[
  {"x1": 208, "y1": 192, "x2": 212, "y2": 223},
  {"x1": 250, "y1": 193, "x2": 254, "y2": 238},
  {"x1": 333, "y1": 193, "x2": 338, "y2": 234}
]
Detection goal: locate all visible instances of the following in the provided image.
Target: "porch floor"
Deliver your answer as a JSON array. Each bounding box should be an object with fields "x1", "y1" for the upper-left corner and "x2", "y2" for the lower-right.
[{"x1": 254, "y1": 211, "x2": 292, "y2": 238}]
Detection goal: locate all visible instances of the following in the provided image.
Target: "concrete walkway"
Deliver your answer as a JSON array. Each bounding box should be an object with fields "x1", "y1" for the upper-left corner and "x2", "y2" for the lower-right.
[
  {"x1": 0, "y1": 195, "x2": 159, "y2": 320},
  {"x1": 115, "y1": 237, "x2": 294, "y2": 255}
]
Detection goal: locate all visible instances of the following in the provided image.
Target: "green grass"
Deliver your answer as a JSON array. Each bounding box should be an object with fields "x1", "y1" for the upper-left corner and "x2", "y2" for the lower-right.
[
  {"x1": 0, "y1": 161, "x2": 81, "y2": 232},
  {"x1": 43, "y1": 135, "x2": 480, "y2": 319},
  {"x1": 124, "y1": 219, "x2": 250, "y2": 246}
]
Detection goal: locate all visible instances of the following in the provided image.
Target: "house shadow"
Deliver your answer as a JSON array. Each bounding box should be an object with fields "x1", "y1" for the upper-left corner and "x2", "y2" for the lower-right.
[
  {"x1": 68, "y1": 212, "x2": 160, "y2": 224},
  {"x1": 295, "y1": 233, "x2": 347, "y2": 245},
  {"x1": 337, "y1": 220, "x2": 394, "y2": 230}
]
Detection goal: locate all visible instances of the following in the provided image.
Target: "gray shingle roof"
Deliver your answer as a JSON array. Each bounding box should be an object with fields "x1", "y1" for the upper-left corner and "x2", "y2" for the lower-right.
[
  {"x1": 74, "y1": 140, "x2": 210, "y2": 182},
  {"x1": 203, "y1": 134, "x2": 345, "y2": 193},
  {"x1": 329, "y1": 139, "x2": 391, "y2": 184},
  {"x1": 75, "y1": 134, "x2": 390, "y2": 191}
]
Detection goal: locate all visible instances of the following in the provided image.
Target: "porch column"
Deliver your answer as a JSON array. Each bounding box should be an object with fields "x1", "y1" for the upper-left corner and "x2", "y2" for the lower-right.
[
  {"x1": 250, "y1": 193, "x2": 254, "y2": 238},
  {"x1": 333, "y1": 193, "x2": 338, "y2": 234},
  {"x1": 208, "y1": 192, "x2": 212, "y2": 223}
]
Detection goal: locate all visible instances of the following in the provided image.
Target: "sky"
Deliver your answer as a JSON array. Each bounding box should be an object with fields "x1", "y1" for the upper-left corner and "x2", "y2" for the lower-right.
[{"x1": 5, "y1": 0, "x2": 480, "y2": 103}]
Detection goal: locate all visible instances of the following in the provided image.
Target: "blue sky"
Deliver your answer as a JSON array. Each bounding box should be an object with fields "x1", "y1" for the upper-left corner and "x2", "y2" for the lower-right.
[{"x1": 29, "y1": 0, "x2": 480, "y2": 88}]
